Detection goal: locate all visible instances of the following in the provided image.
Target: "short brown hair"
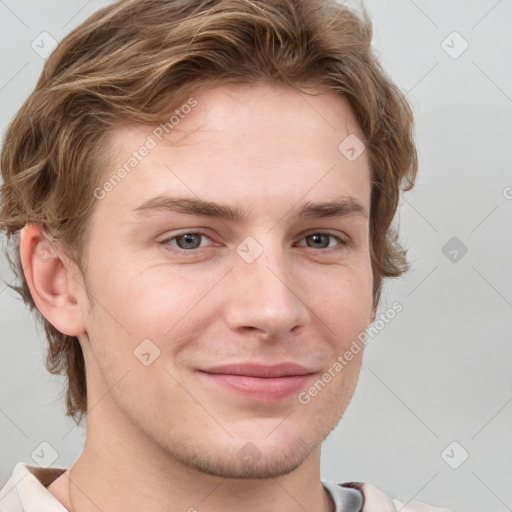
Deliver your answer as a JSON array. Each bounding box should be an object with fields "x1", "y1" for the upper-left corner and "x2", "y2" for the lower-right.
[{"x1": 0, "y1": 0, "x2": 417, "y2": 423}]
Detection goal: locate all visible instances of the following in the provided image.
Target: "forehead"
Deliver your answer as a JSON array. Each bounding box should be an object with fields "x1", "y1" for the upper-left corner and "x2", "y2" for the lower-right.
[{"x1": 97, "y1": 82, "x2": 371, "y2": 217}]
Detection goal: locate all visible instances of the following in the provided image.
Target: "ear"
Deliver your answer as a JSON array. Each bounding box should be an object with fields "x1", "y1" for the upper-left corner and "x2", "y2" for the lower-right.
[
  {"x1": 369, "y1": 301, "x2": 377, "y2": 324},
  {"x1": 19, "y1": 223, "x2": 87, "y2": 337}
]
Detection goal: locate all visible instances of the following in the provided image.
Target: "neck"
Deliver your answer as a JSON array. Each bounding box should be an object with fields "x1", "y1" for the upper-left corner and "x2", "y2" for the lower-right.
[{"x1": 62, "y1": 407, "x2": 333, "y2": 512}]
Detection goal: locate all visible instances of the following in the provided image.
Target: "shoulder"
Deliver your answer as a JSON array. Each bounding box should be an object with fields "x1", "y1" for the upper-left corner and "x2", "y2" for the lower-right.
[
  {"x1": 0, "y1": 462, "x2": 68, "y2": 512},
  {"x1": 0, "y1": 462, "x2": 26, "y2": 511},
  {"x1": 341, "y1": 481, "x2": 459, "y2": 512}
]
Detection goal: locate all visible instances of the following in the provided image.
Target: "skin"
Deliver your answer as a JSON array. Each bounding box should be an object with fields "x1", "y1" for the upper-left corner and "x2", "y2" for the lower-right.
[{"x1": 21, "y1": 82, "x2": 376, "y2": 512}]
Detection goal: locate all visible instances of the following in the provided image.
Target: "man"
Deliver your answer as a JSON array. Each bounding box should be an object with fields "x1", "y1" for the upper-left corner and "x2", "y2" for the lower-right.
[{"x1": 0, "y1": 0, "x2": 457, "y2": 510}]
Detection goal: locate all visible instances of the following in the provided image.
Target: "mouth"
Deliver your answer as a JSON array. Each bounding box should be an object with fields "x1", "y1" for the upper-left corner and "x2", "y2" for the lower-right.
[{"x1": 197, "y1": 363, "x2": 317, "y2": 401}]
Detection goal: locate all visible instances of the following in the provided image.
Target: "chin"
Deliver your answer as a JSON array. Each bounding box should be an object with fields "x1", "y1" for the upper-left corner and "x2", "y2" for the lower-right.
[
  {"x1": 161, "y1": 415, "x2": 339, "y2": 480},
  {"x1": 174, "y1": 439, "x2": 314, "y2": 479}
]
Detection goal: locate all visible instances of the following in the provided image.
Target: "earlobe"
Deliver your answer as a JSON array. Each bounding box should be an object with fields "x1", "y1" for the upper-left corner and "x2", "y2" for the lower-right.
[{"x1": 19, "y1": 223, "x2": 87, "y2": 337}]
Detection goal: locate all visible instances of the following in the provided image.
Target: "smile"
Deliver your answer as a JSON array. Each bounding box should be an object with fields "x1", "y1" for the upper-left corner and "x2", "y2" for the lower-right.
[{"x1": 197, "y1": 363, "x2": 317, "y2": 401}]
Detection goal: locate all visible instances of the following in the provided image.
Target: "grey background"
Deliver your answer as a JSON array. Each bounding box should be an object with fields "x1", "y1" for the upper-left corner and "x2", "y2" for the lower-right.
[{"x1": 0, "y1": 1, "x2": 511, "y2": 511}]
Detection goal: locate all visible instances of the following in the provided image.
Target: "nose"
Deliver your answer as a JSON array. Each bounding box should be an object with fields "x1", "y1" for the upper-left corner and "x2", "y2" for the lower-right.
[{"x1": 223, "y1": 242, "x2": 310, "y2": 339}]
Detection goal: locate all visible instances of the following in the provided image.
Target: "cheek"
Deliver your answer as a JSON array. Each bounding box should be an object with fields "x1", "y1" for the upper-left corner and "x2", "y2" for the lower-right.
[
  {"x1": 298, "y1": 263, "x2": 373, "y2": 345},
  {"x1": 87, "y1": 255, "x2": 188, "y2": 336}
]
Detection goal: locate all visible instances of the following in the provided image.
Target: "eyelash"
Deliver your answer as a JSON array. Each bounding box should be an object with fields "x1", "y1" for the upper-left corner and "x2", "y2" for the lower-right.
[{"x1": 159, "y1": 230, "x2": 350, "y2": 254}]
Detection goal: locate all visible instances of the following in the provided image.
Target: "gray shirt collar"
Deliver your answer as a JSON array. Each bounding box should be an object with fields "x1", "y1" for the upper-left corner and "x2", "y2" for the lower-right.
[{"x1": 323, "y1": 480, "x2": 363, "y2": 512}]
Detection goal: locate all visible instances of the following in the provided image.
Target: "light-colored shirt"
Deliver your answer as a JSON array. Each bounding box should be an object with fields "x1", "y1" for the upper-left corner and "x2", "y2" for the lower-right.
[{"x1": 0, "y1": 463, "x2": 457, "y2": 511}]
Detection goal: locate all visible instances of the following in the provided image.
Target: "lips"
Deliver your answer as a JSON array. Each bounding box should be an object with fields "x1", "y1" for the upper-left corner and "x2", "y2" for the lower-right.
[
  {"x1": 197, "y1": 363, "x2": 316, "y2": 401},
  {"x1": 201, "y1": 362, "x2": 313, "y2": 378}
]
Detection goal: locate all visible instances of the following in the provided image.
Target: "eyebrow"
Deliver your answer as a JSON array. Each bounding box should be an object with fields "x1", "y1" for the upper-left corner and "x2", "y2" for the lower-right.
[{"x1": 131, "y1": 195, "x2": 368, "y2": 221}]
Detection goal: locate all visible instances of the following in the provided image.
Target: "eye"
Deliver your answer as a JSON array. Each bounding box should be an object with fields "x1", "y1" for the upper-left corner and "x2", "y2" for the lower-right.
[
  {"x1": 295, "y1": 232, "x2": 349, "y2": 250},
  {"x1": 160, "y1": 231, "x2": 213, "y2": 251},
  {"x1": 159, "y1": 230, "x2": 349, "y2": 254}
]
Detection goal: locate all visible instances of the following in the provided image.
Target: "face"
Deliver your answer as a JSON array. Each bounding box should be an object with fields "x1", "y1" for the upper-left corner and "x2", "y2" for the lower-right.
[{"x1": 77, "y1": 82, "x2": 374, "y2": 478}]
